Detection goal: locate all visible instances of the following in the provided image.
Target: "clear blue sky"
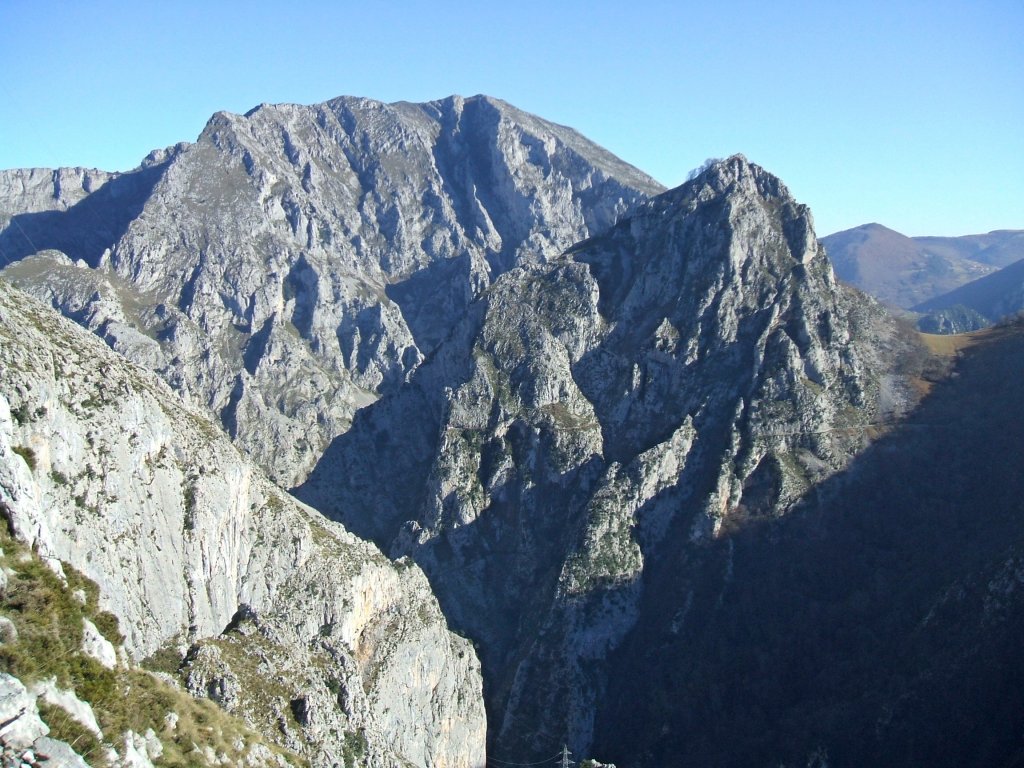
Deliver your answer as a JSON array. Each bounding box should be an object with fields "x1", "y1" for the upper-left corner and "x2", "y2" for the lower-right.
[{"x1": 1, "y1": 0, "x2": 1020, "y2": 237}]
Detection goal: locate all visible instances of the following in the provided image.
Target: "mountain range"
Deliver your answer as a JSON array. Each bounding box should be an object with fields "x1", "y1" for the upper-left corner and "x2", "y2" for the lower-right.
[
  {"x1": 1, "y1": 94, "x2": 1021, "y2": 768},
  {"x1": 820, "y1": 223, "x2": 1024, "y2": 310}
]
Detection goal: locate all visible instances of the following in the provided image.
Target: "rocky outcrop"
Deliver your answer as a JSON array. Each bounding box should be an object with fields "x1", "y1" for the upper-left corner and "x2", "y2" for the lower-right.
[
  {"x1": 0, "y1": 674, "x2": 49, "y2": 751},
  {"x1": 0, "y1": 280, "x2": 485, "y2": 767},
  {"x1": 0, "y1": 674, "x2": 94, "y2": 768},
  {"x1": 1, "y1": 95, "x2": 662, "y2": 485},
  {"x1": 0, "y1": 522, "x2": 300, "y2": 768},
  {"x1": 299, "y1": 156, "x2": 913, "y2": 758},
  {"x1": 0, "y1": 161, "x2": 171, "y2": 270},
  {"x1": 916, "y1": 303, "x2": 992, "y2": 334}
]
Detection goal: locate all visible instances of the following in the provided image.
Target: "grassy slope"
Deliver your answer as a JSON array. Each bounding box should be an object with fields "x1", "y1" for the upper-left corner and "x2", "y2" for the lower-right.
[{"x1": 0, "y1": 525, "x2": 305, "y2": 767}]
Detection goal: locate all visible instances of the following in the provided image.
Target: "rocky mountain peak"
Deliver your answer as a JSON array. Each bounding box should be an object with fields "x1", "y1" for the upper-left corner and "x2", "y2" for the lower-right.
[
  {"x1": 572, "y1": 153, "x2": 835, "y2": 383},
  {"x1": 667, "y1": 155, "x2": 808, "y2": 231},
  {"x1": 691, "y1": 152, "x2": 760, "y2": 189}
]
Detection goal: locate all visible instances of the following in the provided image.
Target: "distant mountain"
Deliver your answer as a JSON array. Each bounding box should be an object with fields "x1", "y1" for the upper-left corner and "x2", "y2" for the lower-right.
[
  {"x1": 820, "y1": 223, "x2": 1023, "y2": 309},
  {"x1": 914, "y1": 230, "x2": 1024, "y2": 268},
  {"x1": 913, "y1": 257, "x2": 1024, "y2": 331}
]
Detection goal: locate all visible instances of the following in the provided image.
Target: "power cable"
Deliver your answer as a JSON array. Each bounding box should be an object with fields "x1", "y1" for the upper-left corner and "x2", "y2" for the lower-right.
[{"x1": 487, "y1": 750, "x2": 565, "y2": 766}]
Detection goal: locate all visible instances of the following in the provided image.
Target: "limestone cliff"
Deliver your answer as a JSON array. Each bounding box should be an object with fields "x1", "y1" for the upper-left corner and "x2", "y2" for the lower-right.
[{"x1": 0, "y1": 280, "x2": 485, "y2": 767}]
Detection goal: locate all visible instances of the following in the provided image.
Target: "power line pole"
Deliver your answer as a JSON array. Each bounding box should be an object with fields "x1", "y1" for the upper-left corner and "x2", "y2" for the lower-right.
[{"x1": 561, "y1": 744, "x2": 572, "y2": 768}]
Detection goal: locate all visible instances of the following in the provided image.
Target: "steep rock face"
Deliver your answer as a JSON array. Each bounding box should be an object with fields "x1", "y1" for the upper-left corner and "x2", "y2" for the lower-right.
[
  {"x1": 0, "y1": 280, "x2": 485, "y2": 768},
  {"x1": 0, "y1": 167, "x2": 115, "y2": 216},
  {"x1": 1, "y1": 95, "x2": 662, "y2": 485},
  {"x1": 0, "y1": 160, "x2": 172, "y2": 269},
  {"x1": 299, "y1": 156, "x2": 908, "y2": 758}
]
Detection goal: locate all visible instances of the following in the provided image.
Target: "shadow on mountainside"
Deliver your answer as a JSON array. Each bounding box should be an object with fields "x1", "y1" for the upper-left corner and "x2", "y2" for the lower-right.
[
  {"x1": 597, "y1": 321, "x2": 1024, "y2": 768},
  {"x1": 0, "y1": 162, "x2": 166, "y2": 268},
  {"x1": 386, "y1": 253, "x2": 478, "y2": 354}
]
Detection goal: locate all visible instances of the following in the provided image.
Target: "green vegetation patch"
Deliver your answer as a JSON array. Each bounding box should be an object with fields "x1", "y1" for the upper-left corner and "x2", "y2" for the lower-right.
[
  {"x1": 0, "y1": 525, "x2": 305, "y2": 767},
  {"x1": 37, "y1": 700, "x2": 105, "y2": 762},
  {"x1": 341, "y1": 729, "x2": 367, "y2": 768},
  {"x1": 11, "y1": 445, "x2": 36, "y2": 471}
]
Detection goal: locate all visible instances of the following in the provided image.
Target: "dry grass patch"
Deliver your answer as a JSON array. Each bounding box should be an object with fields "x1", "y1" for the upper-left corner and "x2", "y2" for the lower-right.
[
  {"x1": 918, "y1": 328, "x2": 992, "y2": 357},
  {"x1": 0, "y1": 524, "x2": 305, "y2": 767}
]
